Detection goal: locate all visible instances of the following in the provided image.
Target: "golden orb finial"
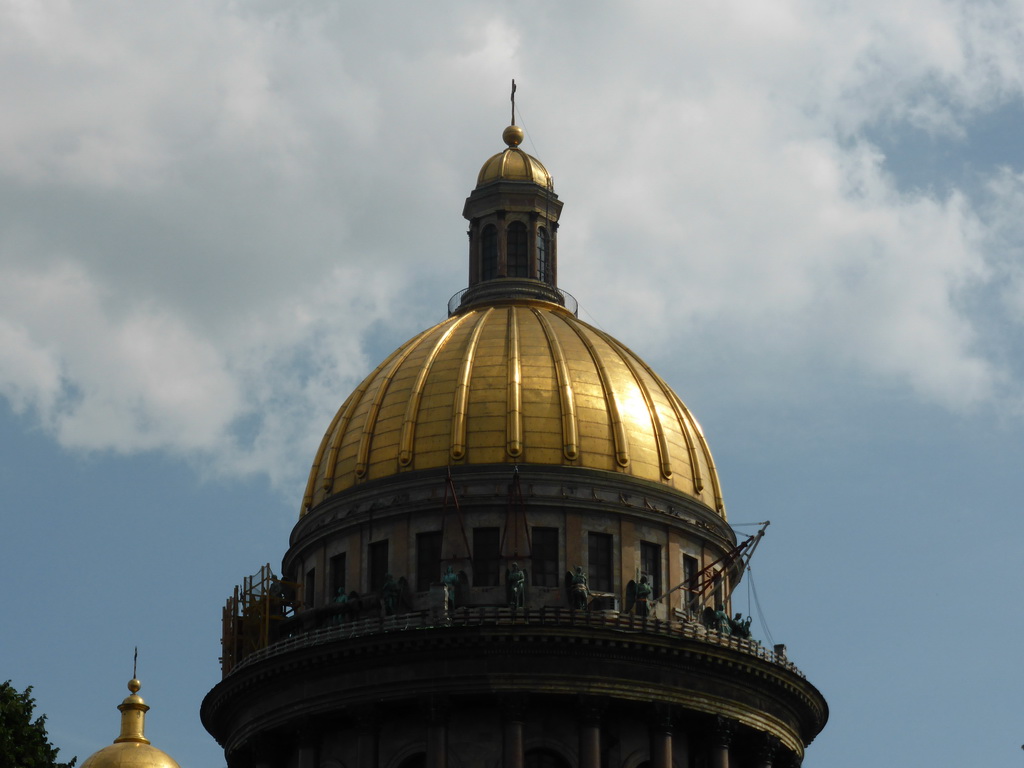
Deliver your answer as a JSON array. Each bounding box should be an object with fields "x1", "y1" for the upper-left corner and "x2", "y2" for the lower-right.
[
  {"x1": 128, "y1": 678, "x2": 141, "y2": 694},
  {"x1": 503, "y1": 125, "x2": 524, "y2": 147}
]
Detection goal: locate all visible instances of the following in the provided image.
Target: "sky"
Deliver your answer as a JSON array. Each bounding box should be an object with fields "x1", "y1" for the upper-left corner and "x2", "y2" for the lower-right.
[{"x1": 2, "y1": 2, "x2": 1023, "y2": 766}]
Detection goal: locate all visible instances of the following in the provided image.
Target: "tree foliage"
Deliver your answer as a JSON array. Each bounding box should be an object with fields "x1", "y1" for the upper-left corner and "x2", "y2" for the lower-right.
[{"x1": 0, "y1": 681, "x2": 76, "y2": 768}]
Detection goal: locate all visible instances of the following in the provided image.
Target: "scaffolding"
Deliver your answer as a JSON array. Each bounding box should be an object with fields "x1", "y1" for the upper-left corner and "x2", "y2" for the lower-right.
[{"x1": 220, "y1": 564, "x2": 299, "y2": 677}]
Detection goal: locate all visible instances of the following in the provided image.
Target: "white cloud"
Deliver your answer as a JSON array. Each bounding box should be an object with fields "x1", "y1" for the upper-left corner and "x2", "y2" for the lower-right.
[{"x1": 1, "y1": 0, "x2": 1023, "y2": 491}]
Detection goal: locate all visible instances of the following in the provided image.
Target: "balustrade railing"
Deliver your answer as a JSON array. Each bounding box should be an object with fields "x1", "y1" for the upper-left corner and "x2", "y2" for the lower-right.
[
  {"x1": 447, "y1": 286, "x2": 578, "y2": 316},
  {"x1": 229, "y1": 605, "x2": 803, "y2": 678}
]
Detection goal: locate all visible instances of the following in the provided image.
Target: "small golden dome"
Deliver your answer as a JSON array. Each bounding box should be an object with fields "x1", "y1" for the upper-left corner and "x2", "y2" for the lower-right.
[
  {"x1": 477, "y1": 125, "x2": 552, "y2": 187},
  {"x1": 303, "y1": 303, "x2": 724, "y2": 516},
  {"x1": 81, "y1": 679, "x2": 182, "y2": 768}
]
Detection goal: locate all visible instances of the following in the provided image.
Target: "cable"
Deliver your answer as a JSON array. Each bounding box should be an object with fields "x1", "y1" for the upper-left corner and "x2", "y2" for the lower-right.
[{"x1": 747, "y1": 568, "x2": 775, "y2": 648}]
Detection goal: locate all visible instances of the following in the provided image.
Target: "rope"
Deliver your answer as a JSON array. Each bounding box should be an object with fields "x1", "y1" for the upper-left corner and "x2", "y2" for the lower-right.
[{"x1": 747, "y1": 567, "x2": 775, "y2": 648}]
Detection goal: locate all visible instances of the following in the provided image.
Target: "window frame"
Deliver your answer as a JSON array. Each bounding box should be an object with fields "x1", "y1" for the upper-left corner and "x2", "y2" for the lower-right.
[
  {"x1": 640, "y1": 541, "x2": 662, "y2": 598},
  {"x1": 531, "y1": 527, "x2": 559, "y2": 587},
  {"x1": 536, "y1": 226, "x2": 549, "y2": 283},
  {"x1": 368, "y1": 540, "x2": 389, "y2": 593},
  {"x1": 587, "y1": 532, "x2": 614, "y2": 593},
  {"x1": 506, "y1": 221, "x2": 528, "y2": 277},
  {"x1": 481, "y1": 225, "x2": 498, "y2": 280},
  {"x1": 329, "y1": 552, "x2": 347, "y2": 601},
  {"x1": 472, "y1": 527, "x2": 501, "y2": 587},
  {"x1": 304, "y1": 567, "x2": 316, "y2": 608},
  {"x1": 416, "y1": 531, "x2": 443, "y2": 592}
]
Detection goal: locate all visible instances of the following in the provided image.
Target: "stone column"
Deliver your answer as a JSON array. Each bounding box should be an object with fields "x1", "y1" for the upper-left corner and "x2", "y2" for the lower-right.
[
  {"x1": 357, "y1": 711, "x2": 379, "y2": 768},
  {"x1": 497, "y1": 211, "x2": 508, "y2": 278},
  {"x1": 425, "y1": 696, "x2": 449, "y2": 768},
  {"x1": 756, "y1": 733, "x2": 781, "y2": 768},
  {"x1": 550, "y1": 221, "x2": 558, "y2": 287},
  {"x1": 710, "y1": 716, "x2": 735, "y2": 768},
  {"x1": 674, "y1": 729, "x2": 690, "y2": 768},
  {"x1": 467, "y1": 221, "x2": 478, "y2": 286},
  {"x1": 528, "y1": 213, "x2": 539, "y2": 280},
  {"x1": 649, "y1": 707, "x2": 672, "y2": 768},
  {"x1": 577, "y1": 697, "x2": 603, "y2": 768},
  {"x1": 501, "y1": 696, "x2": 526, "y2": 768},
  {"x1": 295, "y1": 727, "x2": 318, "y2": 768},
  {"x1": 251, "y1": 735, "x2": 278, "y2": 768}
]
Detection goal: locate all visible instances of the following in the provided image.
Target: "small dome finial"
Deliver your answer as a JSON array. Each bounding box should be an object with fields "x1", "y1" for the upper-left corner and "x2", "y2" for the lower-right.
[
  {"x1": 114, "y1": 676, "x2": 150, "y2": 745},
  {"x1": 80, "y1": 673, "x2": 182, "y2": 768},
  {"x1": 502, "y1": 125, "x2": 524, "y2": 147}
]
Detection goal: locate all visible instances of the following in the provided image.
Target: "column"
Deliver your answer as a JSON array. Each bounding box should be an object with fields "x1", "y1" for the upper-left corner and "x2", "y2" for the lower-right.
[
  {"x1": 550, "y1": 221, "x2": 558, "y2": 287},
  {"x1": 296, "y1": 728, "x2": 318, "y2": 768},
  {"x1": 357, "y1": 711, "x2": 379, "y2": 768},
  {"x1": 252, "y1": 735, "x2": 278, "y2": 768},
  {"x1": 674, "y1": 729, "x2": 690, "y2": 768},
  {"x1": 497, "y1": 211, "x2": 508, "y2": 278},
  {"x1": 649, "y1": 707, "x2": 672, "y2": 768},
  {"x1": 711, "y1": 716, "x2": 735, "y2": 768},
  {"x1": 425, "y1": 696, "x2": 449, "y2": 768},
  {"x1": 468, "y1": 220, "x2": 479, "y2": 286},
  {"x1": 502, "y1": 695, "x2": 526, "y2": 768},
  {"x1": 756, "y1": 733, "x2": 781, "y2": 768},
  {"x1": 578, "y1": 697, "x2": 603, "y2": 768},
  {"x1": 527, "y1": 213, "x2": 539, "y2": 280}
]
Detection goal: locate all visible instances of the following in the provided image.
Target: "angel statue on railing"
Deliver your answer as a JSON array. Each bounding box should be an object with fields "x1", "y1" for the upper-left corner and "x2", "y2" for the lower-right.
[{"x1": 565, "y1": 566, "x2": 589, "y2": 610}]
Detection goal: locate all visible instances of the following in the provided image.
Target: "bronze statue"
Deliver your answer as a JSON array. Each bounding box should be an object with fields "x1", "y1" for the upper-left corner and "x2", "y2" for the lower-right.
[
  {"x1": 701, "y1": 606, "x2": 732, "y2": 634},
  {"x1": 635, "y1": 576, "x2": 652, "y2": 617},
  {"x1": 441, "y1": 565, "x2": 463, "y2": 610},
  {"x1": 729, "y1": 612, "x2": 753, "y2": 639},
  {"x1": 506, "y1": 562, "x2": 526, "y2": 611},
  {"x1": 715, "y1": 607, "x2": 732, "y2": 635},
  {"x1": 332, "y1": 587, "x2": 349, "y2": 624},
  {"x1": 565, "y1": 566, "x2": 589, "y2": 610},
  {"x1": 625, "y1": 576, "x2": 653, "y2": 617},
  {"x1": 380, "y1": 573, "x2": 401, "y2": 616}
]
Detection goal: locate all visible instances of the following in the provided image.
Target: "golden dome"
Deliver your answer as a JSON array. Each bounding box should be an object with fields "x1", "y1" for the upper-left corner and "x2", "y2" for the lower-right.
[
  {"x1": 81, "y1": 679, "x2": 181, "y2": 768},
  {"x1": 476, "y1": 125, "x2": 552, "y2": 187},
  {"x1": 303, "y1": 301, "x2": 724, "y2": 516}
]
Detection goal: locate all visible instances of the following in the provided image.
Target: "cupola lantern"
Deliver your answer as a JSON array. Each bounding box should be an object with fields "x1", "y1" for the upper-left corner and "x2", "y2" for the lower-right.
[{"x1": 457, "y1": 122, "x2": 564, "y2": 313}]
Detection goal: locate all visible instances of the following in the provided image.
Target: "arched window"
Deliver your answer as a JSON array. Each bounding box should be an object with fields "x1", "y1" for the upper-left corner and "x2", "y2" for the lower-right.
[
  {"x1": 525, "y1": 749, "x2": 571, "y2": 768},
  {"x1": 507, "y1": 221, "x2": 528, "y2": 277},
  {"x1": 397, "y1": 754, "x2": 426, "y2": 768},
  {"x1": 482, "y1": 225, "x2": 498, "y2": 281},
  {"x1": 537, "y1": 227, "x2": 550, "y2": 283}
]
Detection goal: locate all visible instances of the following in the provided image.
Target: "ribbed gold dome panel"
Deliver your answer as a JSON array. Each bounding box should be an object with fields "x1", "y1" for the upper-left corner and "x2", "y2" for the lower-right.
[
  {"x1": 302, "y1": 302, "x2": 724, "y2": 517},
  {"x1": 81, "y1": 743, "x2": 182, "y2": 768},
  {"x1": 477, "y1": 146, "x2": 552, "y2": 187}
]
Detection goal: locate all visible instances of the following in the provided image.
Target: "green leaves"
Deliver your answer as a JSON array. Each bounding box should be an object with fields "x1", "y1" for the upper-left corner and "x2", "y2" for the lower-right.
[{"x1": 0, "y1": 681, "x2": 76, "y2": 768}]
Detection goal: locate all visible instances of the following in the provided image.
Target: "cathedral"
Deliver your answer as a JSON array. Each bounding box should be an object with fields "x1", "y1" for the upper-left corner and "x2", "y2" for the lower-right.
[{"x1": 192, "y1": 116, "x2": 828, "y2": 768}]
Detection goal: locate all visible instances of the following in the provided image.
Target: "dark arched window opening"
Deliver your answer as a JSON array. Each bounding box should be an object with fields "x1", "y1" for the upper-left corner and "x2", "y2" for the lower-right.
[
  {"x1": 537, "y1": 227, "x2": 550, "y2": 283},
  {"x1": 397, "y1": 754, "x2": 426, "y2": 768},
  {"x1": 482, "y1": 225, "x2": 498, "y2": 281},
  {"x1": 525, "y1": 749, "x2": 571, "y2": 768},
  {"x1": 507, "y1": 222, "x2": 528, "y2": 277}
]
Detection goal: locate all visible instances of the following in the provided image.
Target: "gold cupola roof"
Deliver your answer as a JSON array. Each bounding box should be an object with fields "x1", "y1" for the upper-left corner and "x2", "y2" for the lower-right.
[
  {"x1": 81, "y1": 679, "x2": 182, "y2": 768},
  {"x1": 303, "y1": 302, "x2": 724, "y2": 517},
  {"x1": 476, "y1": 124, "x2": 553, "y2": 187}
]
